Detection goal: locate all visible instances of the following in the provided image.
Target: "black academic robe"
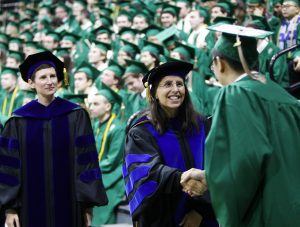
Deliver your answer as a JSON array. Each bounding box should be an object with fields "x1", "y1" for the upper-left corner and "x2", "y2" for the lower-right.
[
  {"x1": 123, "y1": 115, "x2": 217, "y2": 227},
  {"x1": 0, "y1": 97, "x2": 108, "y2": 227}
]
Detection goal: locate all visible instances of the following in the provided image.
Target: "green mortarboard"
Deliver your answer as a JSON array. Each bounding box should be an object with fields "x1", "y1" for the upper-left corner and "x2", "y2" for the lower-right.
[
  {"x1": 161, "y1": 3, "x2": 181, "y2": 17},
  {"x1": 6, "y1": 20, "x2": 19, "y2": 29},
  {"x1": 172, "y1": 42, "x2": 195, "y2": 61},
  {"x1": 25, "y1": 8, "x2": 37, "y2": 18},
  {"x1": 91, "y1": 40, "x2": 111, "y2": 52},
  {"x1": 247, "y1": 15, "x2": 271, "y2": 31},
  {"x1": 9, "y1": 37, "x2": 23, "y2": 45},
  {"x1": 118, "y1": 27, "x2": 139, "y2": 36},
  {"x1": 7, "y1": 11, "x2": 19, "y2": 20},
  {"x1": 142, "y1": 60, "x2": 193, "y2": 87},
  {"x1": 53, "y1": 47, "x2": 71, "y2": 57},
  {"x1": 74, "y1": 0, "x2": 87, "y2": 7},
  {"x1": 54, "y1": 2, "x2": 71, "y2": 13},
  {"x1": 124, "y1": 59, "x2": 148, "y2": 74},
  {"x1": 176, "y1": 0, "x2": 193, "y2": 4},
  {"x1": 99, "y1": 15, "x2": 113, "y2": 27},
  {"x1": 208, "y1": 24, "x2": 273, "y2": 69},
  {"x1": 62, "y1": 32, "x2": 80, "y2": 43},
  {"x1": 120, "y1": 39, "x2": 140, "y2": 56},
  {"x1": 141, "y1": 40, "x2": 164, "y2": 57},
  {"x1": 93, "y1": 26, "x2": 113, "y2": 36},
  {"x1": 96, "y1": 82, "x2": 123, "y2": 105},
  {"x1": 7, "y1": 50, "x2": 25, "y2": 62},
  {"x1": 75, "y1": 61, "x2": 100, "y2": 81},
  {"x1": 0, "y1": 41, "x2": 8, "y2": 51},
  {"x1": 195, "y1": 5, "x2": 210, "y2": 24},
  {"x1": 19, "y1": 51, "x2": 65, "y2": 82},
  {"x1": 213, "y1": 16, "x2": 236, "y2": 25},
  {"x1": 118, "y1": 10, "x2": 133, "y2": 21},
  {"x1": 106, "y1": 60, "x2": 125, "y2": 78},
  {"x1": 139, "y1": 1, "x2": 158, "y2": 14},
  {"x1": 64, "y1": 93, "x2": 88, "y2": 104},
  {"x1": 134, "y1": 10, "x2": 152, "y2": 23},
  {"x1": 20, "y1": 31, "x2": 34, "y2": 41},
  {"x1": 155, "y1": 26, "x2": 178, "y2": 43},
  {"x1": 20, "y1": 19, "x2": 32, "y2": 27},
  {"x1": 140, "y1": 24, "x2": 163, "y2": 37},
  {"x1": 246, "y1": 0, "x2": 264, "y2": 4},
  {"x1": 0, "y1": 32, "x2": 9, "y2": 43},
  {"x1": 46, "y1": 31, "x2": 61, "y2": 41},
  {"x1": 24, "y1": 41, "x2": 41, "y2": 49},
  {"x1": 99, "y1": 6, "x2": 113, "y2": 17},
  {"x1": 1, "y1": 67, "x2": 19, "y2": 78},
  {"x1": 216, "y1": 0, "x2": 235, "y2": 16}
]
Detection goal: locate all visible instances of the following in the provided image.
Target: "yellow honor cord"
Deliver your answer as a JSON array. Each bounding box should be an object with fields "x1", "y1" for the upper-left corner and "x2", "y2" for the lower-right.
[
  {"x1": 98, "y1": 113, "x2": 116, "y2": 161},
  {"x1": 63, "y1": 68, "x2": 69, "y2": 86},
  {"x1": 2, "y1": 86, "x2": 19, "y2": 117}
]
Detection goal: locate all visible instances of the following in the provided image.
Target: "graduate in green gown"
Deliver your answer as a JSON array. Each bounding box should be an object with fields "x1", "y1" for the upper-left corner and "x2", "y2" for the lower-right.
[
  {"x1": 89, "y1": 83, "x2": 125, "y2": 225},
  {"x1": 181, "y1": 24, "x2": 300, "y2": 227},
  {"x1": 0, "y1": 67, "x2": 24, "y2": 125}
]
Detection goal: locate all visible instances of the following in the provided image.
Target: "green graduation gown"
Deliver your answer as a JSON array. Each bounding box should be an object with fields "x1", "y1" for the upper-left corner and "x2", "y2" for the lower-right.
[
  {"x1": 92, "y1": 116, "x2": 125, "y2": 225},
  {"x1": 205, "y1": 76, "x2": 300, "y2": 227}
]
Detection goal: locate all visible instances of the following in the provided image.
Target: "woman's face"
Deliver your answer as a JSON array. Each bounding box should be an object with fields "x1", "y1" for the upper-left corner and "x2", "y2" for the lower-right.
[
  {"x1": 29, "y1": 67, "x2": 58, "y2": 97},
  {"x1": 155, "y1": 76, "x2": 185, "y2": 116}
]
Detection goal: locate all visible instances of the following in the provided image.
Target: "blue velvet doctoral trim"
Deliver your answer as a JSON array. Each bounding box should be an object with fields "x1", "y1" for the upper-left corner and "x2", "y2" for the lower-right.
[
  {"x1": 144, "y1": 123, "x2": 186, "y2": 170},
  {"x1": 0, "y1": 155, "x2": 20, "y2": 169},
  {"x1": 129, "y1": 180, "x2": 157, "y2": 214},
  {"x1": 80, "y1": 168, "x2": 102, "y2": 183},
  {"x1": 125, "y1": 166, "x2": 151, "y2": 196},
  {"x1": 75, "y1": 135, "x2": 95, "y2": 147},
  {"x1": 187, "y1": 122, "x2": 205, "y2": 170},
  {"x1": 25, "y1": 118, "x2": 47, "y2": 226},
  {"x1": 77, "y1": 150, "x2": 98, "y2": 165},
  {"x1": 0, "y1": 137, "x2": 19, "y2": 150},
  {"x1": 0, "y1": 172, "x2": 19, "y2": 186},
  {"x1": 13, "y1": 97, "x2": 79, "y2": 119},
  {"x1": 122, "y1": 164, "x2": 128, "y2": 177},
  {"x1": 125, "y1": 154, "x2": 153, "y2": 168},
  {"x1": 52, "y1": 115, "x2": 73, "y2": 227}
]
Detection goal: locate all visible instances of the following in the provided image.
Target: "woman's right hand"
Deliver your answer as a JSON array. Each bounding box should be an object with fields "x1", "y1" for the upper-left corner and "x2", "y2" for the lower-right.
[{"x1": 5, "y1": 209, "x2": 20, "y2": 227}]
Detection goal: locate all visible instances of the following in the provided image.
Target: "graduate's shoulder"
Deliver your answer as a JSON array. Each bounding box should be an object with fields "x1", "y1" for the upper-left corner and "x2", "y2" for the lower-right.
[{"x1": 222, "y1": 77, "x2": 299, "y2": 105}]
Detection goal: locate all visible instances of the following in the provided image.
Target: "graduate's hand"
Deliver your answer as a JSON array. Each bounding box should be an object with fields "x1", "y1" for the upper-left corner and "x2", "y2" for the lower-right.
[
  {"x1": 179, "y1": 209, "x2": 203, "y2": 227},
  {"x1": 181, "y1": 169, "x2": 207, "y2": 196},
  {"x1": 293, "y1": 56, "x2": 300, "y2": 72},
  {"x1": 5, "y1": 209, "x2": 20, "y2": 227},
  {"x1": 83, "y1": 207, "x2": 93, "y2": 227}
]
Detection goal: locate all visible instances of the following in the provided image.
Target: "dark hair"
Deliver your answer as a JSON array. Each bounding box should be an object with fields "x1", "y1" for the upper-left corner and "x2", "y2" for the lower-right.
[
  {"x1": 212, "y1": 49, "x2": 244, "y2": 72},
  {"x1": 31, "y1": 64, "x2": 56, "y2": 81},
  {"x1": 149, "y1": 79, "x2": 201, "y2": 134}
]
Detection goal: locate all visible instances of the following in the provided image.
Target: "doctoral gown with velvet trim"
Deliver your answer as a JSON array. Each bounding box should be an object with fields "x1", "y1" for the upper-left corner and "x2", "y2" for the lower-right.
[
  {"x1": 0, "y1": 97, "x2": 108, "y2": 227},
  {"x1": 123, "y1": 115, "x2": 217, "y2": 227},
  {"x1": 205, "y1": 76, "x2": 300, "y2": 227}
]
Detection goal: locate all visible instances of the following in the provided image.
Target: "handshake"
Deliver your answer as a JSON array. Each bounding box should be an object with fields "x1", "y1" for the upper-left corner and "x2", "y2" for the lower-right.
[{"x1": 180, "y1": 168, "x2": 207, "y2": 197}]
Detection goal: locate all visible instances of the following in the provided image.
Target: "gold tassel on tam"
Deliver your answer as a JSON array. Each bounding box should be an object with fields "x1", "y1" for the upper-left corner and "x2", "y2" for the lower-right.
[
  {"x1": 63, "y1": 68, "x2": 69, "y2": 86},
  {"x1": 144, "y1": 81, "x2": 153, "y2": 103}
]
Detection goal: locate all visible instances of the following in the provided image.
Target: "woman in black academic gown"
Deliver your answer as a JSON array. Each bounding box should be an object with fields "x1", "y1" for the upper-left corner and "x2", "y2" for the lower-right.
[
  {"x1": 0, "y1": 51, "x2": 108, "y2": 227},
  {"x1": 123, "y1": 61, "x2": 217, "y2": 227}
]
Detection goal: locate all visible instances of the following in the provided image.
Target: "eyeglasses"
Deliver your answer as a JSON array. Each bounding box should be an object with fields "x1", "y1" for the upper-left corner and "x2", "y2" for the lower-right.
[
  {"x1": 282, "y1": 4, "x2": 298, "y2": 8},
  {"x1": 158, "y1": 80, "x2": 185, "y2": 89}
]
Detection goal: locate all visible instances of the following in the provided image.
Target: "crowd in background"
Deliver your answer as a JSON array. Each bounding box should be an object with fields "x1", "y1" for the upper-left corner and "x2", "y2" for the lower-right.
[{"x1": 0, "y1": 0, "x2": 300, "y2": 225}]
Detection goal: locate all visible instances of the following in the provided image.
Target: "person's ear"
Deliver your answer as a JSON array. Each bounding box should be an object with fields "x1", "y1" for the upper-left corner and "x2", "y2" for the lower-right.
[{"x1": 28, "y1": 79, "x2": 35, "y2": 89}]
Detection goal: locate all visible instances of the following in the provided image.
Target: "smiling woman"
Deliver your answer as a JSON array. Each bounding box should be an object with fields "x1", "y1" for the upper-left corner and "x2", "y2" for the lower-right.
[
  {"x1": 0, "y1": 51, "x2": 108, "y2": 227},
  {"x1": 122, "y1": 61, "x2": 218, "y2": 227}
]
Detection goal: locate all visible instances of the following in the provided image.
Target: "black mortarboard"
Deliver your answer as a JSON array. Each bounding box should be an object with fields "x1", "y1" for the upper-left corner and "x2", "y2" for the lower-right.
[
  {"x1": 142, "y1": 60, "x2": 193, "y2": 87},
  {"x1": 19, "y1": 51, "x2": 65, "y2": 82}
]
